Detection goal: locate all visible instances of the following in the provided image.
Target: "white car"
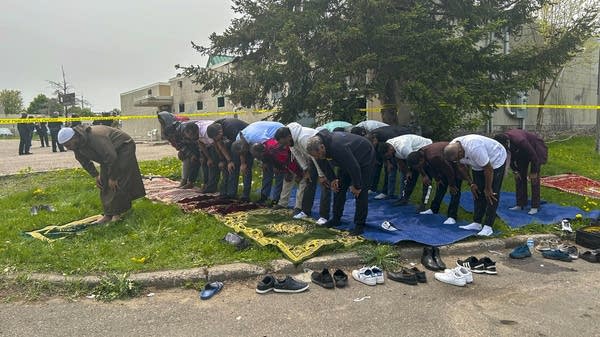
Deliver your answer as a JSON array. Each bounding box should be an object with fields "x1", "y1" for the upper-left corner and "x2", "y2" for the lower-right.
[{"x1": 0, "y1": 127, "x2": 13, "y2": 136}]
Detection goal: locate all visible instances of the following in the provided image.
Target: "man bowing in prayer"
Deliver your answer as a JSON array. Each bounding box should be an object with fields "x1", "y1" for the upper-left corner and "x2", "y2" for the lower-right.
[{"x1": 58, "y1": 125, "x2": 146, "y2": 224}]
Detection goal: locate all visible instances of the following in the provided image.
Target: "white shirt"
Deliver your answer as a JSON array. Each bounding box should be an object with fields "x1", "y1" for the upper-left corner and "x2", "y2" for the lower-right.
[
  {"x1": 194, "y1": 120, "x2": 214, "y2": 145},
  {"x1": 355, "y1": 120, "x2": 388, "y2": 132},
  {"x1": 287, "y1": 122, "x2": 325, "y2": 177},
  {"x1": 451, "y1": 134, "x2": 507, "y2": 170},
  {"x1": 386, "y1": 134, "x2": 432, "y2": 159}
]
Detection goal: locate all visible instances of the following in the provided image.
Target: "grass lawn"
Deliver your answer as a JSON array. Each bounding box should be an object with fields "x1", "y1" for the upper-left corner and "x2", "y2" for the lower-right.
[{"x1": 1, "y1": 136, "x2": 599, "y2": 278}]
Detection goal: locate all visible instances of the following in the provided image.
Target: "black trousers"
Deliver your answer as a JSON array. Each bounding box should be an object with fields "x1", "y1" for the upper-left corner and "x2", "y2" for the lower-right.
[
  {"x1": 304, "y1": 161, "x2": 331, "y2": 218},
  {"x1": 472, "y1": 164, "x2": 505, "y2": 227},
  {"x1": 332, "y1": 163, "x2": 373, "y2": 225},
  {"x1": 49, "y1": 129, "x2": 65, "y2": 152},
  {"x1": 425, "y1": 167, "x2": 462, "y2": 219}
]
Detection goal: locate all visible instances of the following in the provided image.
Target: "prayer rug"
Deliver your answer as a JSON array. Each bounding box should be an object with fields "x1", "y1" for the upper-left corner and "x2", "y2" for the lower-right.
[
  {"x1": 143, "y1": 178, "x2": 362, "y2": 262},
  {"x1": 23, "y1": 215, "x2": 104, "y2": 242},
  {"x1": 444, "y1": 191, "x2": 600, "y2": 229},
  {"x1": 540, "y1": 173, "x2": 600, "y2": 199},
  {"x1": 289, "y1": 188, "x2": 477, "y2": 246}
]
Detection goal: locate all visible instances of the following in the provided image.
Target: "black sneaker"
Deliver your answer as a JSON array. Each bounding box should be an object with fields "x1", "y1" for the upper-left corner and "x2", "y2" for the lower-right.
[
  {"x1": 457, "y1": 256, "x2": 481, "y2": 273},
  {"x1": 387, "y1": 268, "x2": 418, "y2": 285},
  {"x1": 274, "y1": 275, "x2": 309, "y2": 293},
  {"x1": 479, "y1": 257, "x2": 498, "y2": 275},
  {"x1": 333, "y1": 269, "x2": 348, "y2": 288},
  {"x1": 256, "y1": 275, "x2": 276, "y2": 294},
  {"x1": 311, "y1": 268, "x2": 334, "y2": 289}
]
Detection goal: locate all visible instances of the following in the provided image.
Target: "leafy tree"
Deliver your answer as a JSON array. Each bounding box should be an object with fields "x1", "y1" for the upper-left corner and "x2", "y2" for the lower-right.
[
  {"x1": 27, "y1": 94, "x2": 49, "y2": 115},
  {"x1": 0, "y1": 89, "x2": 24, "y2": 115},
  {"x1": 67, "y1": 106, "x2": 94, "y2": 117},
  {"x1": 181, "y1": 0, "x2": 599, "y2": 138}
]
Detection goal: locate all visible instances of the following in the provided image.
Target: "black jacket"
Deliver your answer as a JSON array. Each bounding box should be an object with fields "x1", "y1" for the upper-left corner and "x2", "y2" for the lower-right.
[
  {"x1": 368, "y1": 125, "x2": 411, "y2": 143},
  {"x1": 315, "y1": 130, "x2": 374, "y2": 190}
]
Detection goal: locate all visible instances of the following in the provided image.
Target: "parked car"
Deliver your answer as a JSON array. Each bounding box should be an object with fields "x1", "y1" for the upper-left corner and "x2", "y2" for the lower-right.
[{"x1": 0, "y1": 127, "x2": 13, "y2": 136}]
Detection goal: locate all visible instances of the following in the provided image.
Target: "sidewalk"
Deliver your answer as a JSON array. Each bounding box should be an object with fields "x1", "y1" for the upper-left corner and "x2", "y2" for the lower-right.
[{"x1": 6, "y1": 234, "x2": 557, "y2": 289}]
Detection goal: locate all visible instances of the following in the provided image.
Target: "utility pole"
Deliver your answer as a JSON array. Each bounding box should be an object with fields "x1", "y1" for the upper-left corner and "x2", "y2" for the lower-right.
[{"x1": 596, "y1": 41, "x2": 600, "y2": 153}]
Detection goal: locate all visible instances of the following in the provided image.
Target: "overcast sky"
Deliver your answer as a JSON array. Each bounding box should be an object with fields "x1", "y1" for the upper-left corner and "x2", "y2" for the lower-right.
[{"x1": 0, "y1": 0, "x2": 235, "y2": 112}]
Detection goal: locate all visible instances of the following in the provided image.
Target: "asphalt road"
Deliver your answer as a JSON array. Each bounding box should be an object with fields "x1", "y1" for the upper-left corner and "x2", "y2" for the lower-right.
[
  {"x1": 0, "y1": 139, "x2": 176, "y2": 176},
  {"x1": 1, "y1": 253, "x2": 598, "y2": 337}
]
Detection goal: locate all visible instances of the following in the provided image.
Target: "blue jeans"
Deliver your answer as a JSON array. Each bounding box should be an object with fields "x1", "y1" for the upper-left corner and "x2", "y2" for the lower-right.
[{"x1": 261, "y1": 164, "x2": 284, "y2": 201}]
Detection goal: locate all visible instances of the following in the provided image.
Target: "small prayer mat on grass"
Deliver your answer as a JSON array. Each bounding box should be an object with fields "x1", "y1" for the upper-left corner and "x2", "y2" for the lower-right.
[
  {"x1": 541, "y1": 173, "x2": 600, "y2": 199},
  {"x1": 23, "y1": 215, "x2": 104, "y2": 242}
]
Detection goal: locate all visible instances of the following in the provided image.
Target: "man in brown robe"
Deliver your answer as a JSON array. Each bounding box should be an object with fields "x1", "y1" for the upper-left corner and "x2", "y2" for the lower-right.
[{"x1": 58, "y1": 125, "x2": 146, "y2": 223}]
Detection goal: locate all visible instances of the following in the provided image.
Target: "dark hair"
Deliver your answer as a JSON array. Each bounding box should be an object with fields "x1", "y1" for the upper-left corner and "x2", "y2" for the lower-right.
[
  {"x1": 206, "y1": 123, "x2": 222, "y2": 139},
  {"x1": 376, "y1": 142, "x2": 391, "y2": 159},
  {"x1": 182, "y1": 122, "x2": 199, "y2": 139},
  {"x1": 493, "y1": 133, "x2": 509, "y2": 148},
  {"x1": 406, "y1": 151, "x2": 424, "y2": 168},
  {"x1": 250, "y1": 142, "x2": 266, "y2": 159},
  {"x1": 350, "y1": 126, "x2": 367, "y2": 137},
  {"x1": 274, "y1": 127, "x2": 291, "y2": 141}
]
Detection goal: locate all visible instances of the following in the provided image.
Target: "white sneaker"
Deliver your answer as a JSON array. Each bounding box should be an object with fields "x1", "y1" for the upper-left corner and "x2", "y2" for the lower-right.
[
  {"x1": 528, "y1": 208, "x2": 538, "y2": 215},
  {"x1": 509, "y1": 205, "x2": 523, "y2": 211},
  {"x1": 370, "y1": 266, "x2": 385, "y2": 284},
  {"x1": 374, "y1": 193, "x2": 388, "y2": 200},
  {"x1": 316, "y1": 217, "x2": 328, "y2": 225},
  {"x1": 445, "y1": 266, "x2": 473, "y2": 283},
  {"x1": 443, "y1": 217, "x2": 456, "y2": 225},
  {"x1": 434, "y1": 269, "x2": 467, "y2": 287},
  {"x1": 381, "y1": 221, "x2": 398, "y2": 231},
  {"x1": 352, "y1": 267, "x2": 377, "y2": 286},
  {"x1": 477, "y1": 225, "x2": 494, "y2": 236},
  {"x1": 459, "y1": 222, "x2": 482, "y2": 231},
  {"x1": 561, "y1": 219, "x2": 573, "y2": 232},
  {"x1": 419, "y1": 209, "x2": 434, "y2": 215},
  {"x1": 293, "y1": 211, "x2": 308, "y2": 219},
  {"x1": 368, "y1": 190, "x2": 376, "y2": 194}
]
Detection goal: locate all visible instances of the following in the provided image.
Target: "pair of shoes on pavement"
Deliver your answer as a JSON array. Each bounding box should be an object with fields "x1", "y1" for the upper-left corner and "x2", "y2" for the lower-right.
[
  {"x1": 458, "y1": 222, "x2": 494, "y2": 236},
  {"x1": 387, "y1": 267, "x2": 427, "y2": 285},
  {"x1": 421, "y1": 246, "x2": 446, "y2": 271},
  {"x1": 535, "y1": 238, "x2": 560, "y2": 252},
  {"x1": 580, "y1": 249, "x2": 600, "y2": 263},
  {"x1": 457, "y1": 256, "x2": 497, "y2": 275},
  {"x1": 352, "y1": 266, "x2": 384, "y2": 286},
  {"x1": 256, "y1": 275, "x2": 309, "y2": 294},
  {"x1": 434, "y1": 266, "x2": 473, "y2": 287},
  {"x1": 310, "y1": 268, "x2": 348, "y2": 289},
  {"x1": 509, "y1": 245, "x2": 532, "y2": 259},
  {"x1": 557, "y1": 244, "x2": 579, "y2": 260},
  {"x1": 542, "y1": 249, "x2": 573, "y2": 262}
]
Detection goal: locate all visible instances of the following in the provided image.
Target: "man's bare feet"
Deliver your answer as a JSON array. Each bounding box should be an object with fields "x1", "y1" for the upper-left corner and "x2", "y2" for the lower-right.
[{"x1": 92, "y1": 215, "x2": 112, "y2": 224}]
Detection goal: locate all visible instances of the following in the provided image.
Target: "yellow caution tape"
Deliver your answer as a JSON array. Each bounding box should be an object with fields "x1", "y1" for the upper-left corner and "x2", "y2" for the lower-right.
[{"x1": 2, "y1": 104, "x2": 599, "y2": 124}]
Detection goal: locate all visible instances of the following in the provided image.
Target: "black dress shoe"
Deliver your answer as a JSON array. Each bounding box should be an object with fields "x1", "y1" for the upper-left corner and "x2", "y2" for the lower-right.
[
  {"x1": 333, "y1": 269, "x2": 348, "y2": 288},
  {"x1": 432, "y1": 246, "x2": 447, "y2": 270},
  {"x1": 421, "y1": 246, "x2": 442, "y2": 271},
  {"x1": 311, "y1": 268, "x2": 335, "y2": 289},
  {"x1": 387, "y1": 268, "x2": 418, "y2": 285},
  {"x1": 410, "y1": 267, "x2": 427, "y2": 283}
]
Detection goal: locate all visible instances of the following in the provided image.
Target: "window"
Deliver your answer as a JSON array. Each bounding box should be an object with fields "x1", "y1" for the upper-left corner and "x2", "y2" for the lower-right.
[
  {"x1": 179, "y1": 103, "x2": 185, "y2": 113},
  {"x1": 147, "y1": 89, "x2": 152, "y2": 95},
  {"x1": 196, "y1": 101, "x2": 203, "y2": 110},
  {"x1": 217, "y1": 97, "x2": 225, "y2": 108},
  {"x1": 178, "y1": 81, "x2": 183, "y2": 88}
]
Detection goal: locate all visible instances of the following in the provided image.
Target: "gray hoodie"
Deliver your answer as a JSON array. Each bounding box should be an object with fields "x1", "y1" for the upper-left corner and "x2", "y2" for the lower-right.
[{"x1": 286, "y1": 122, "x2": 325, "y2": 177}]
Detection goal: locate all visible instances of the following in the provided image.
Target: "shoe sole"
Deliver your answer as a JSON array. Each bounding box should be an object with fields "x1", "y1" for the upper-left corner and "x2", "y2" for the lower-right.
[
  {"x1": 273, "y1": 285, "x2": 310, "y2": 293},
  {"x1": 255, "y1": 288, "x2": 274, "y2": 294},
  {"x1": 352, "y1": 273, "x2": 377, "y2": 286}
]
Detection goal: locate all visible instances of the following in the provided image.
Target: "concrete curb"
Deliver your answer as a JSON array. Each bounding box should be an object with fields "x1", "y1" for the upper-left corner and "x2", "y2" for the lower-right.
[{"x1": 2, "y1": 234, "x2": 558, "y2": 289}]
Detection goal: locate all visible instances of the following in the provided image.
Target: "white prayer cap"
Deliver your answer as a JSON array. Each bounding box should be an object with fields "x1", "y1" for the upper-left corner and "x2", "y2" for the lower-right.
[{"x1": 58, "y1": 127, "x2": 75, "y2": 144}]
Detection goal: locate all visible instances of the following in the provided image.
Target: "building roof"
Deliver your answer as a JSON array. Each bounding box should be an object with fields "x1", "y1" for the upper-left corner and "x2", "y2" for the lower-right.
[
  {"x1": 120, "y1": 82, "x2": 170, "y2": 96},
  {"x1": 206, "y1": 55, "x2": 235, "y2": 68}
]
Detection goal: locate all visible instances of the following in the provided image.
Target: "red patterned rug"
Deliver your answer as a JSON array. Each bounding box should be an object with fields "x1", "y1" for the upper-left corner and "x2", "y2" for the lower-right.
[
  {"x1": 540, "y1": 173, "x2": 600, "y2": 199},
  {"x1": 142, "y1": 177, "x2": 262, "y2": 215}
]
